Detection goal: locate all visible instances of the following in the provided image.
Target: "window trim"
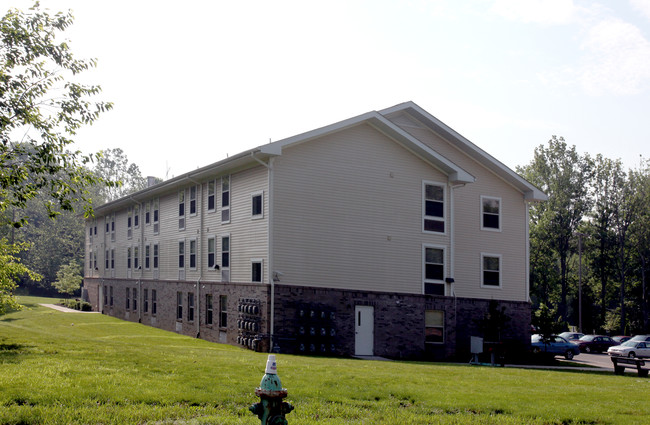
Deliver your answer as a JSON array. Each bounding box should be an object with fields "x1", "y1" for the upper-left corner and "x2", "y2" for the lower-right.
[
  {"x1": 481, "y1": 252, "x2": 502, "y2": 289},
  {"x1": 251, "y1": 258, "x2": 263, "y2": 283},
  {"x1": 251, "y1": 191, "x2": 264, "y2": 219},
  {"x1": 480, "y1": 195, "x2": 502, "y2": 232},
  {"x1": 221, "y1": 175, "x2": 231, "y2": 224},
  {"x1": 423, "y1": 244, "x2": 446, "y2": 296},
  {"x1": 207, "y1": 236, "x2": 216, "y2": 270},
  {"x1": 422, "y1": 181, "x2": 446, "y2": 234}
]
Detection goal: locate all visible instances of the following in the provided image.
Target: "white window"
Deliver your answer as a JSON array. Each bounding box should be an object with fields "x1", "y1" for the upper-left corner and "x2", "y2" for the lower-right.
[
  {"x1": 207, "y1": 236, "x2": 216, "y2": 270},
  {"x1": 153, "y1": 198, "x2": 160, "y2": 234},
  {"x1": 423, "y1": 182, "x2": 445, "y2": 233},
  {"x1": 251, "y1": 259, "x2": 263, "y2": 282},
  {"x1": 221, "y1": 235, "x2": 230, "y2": 281},
  {"x1": 178, "y1": 240, "x2": 185, "y2": 269},
  {"x1": 145, "y1": 201, "x2": 151, "y2": 225},
  {"x1": 251, "y1": 191, "x2": 263, "y2": 219},
  {"x1": 145, "y1": 244, "x2": 151, "y2": 270},
  {"x1": 127, "y1": 207, "x2": 133, "y2": 239},
  {"x1": 481, "y1": 196, "x2": 501, "y2": 231},
  {"x1": 221, "y1": 176, "x2": 230, "y2": 223},
  {"x1": 425, "y1": 310, "x2": 444, "y2": 344},
  {"x1": 134, "y1": 204, "x2": 140, "y2": 229},
  {"x1": 481, "y1": 253, "x2": 502, "y2": 288},
  {"x1": 179, "y1": 190, "x2": 186, "y2": 230},
  {"x1": 189, "y1": 186, "x2": 198, "y2": 216},
  {"x1": 189, "y1": 239, "x2": 197, "y2": 270},
  {"x1": 207, "y1": 180, "x2": 216, "y2": 212},
  {"x1": 423, "y1": 245, "x2": 445, "y2": 295},
  {"x1": 153, "y1": 243, "x2": 159, "y2": 269}
]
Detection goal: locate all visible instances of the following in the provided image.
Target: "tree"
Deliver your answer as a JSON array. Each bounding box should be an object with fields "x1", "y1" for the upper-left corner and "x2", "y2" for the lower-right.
[
  {"x1": 1, "y1": 3, "x2": 114, "y2": 228},
  {"x1": 92, "y1": 148, "x2": 148, "y2": 203},
  {"x1": 518, "y1": 137, "x2": 593, "y2": 323},
  {"x1": 52, "y1": 260, "x2": 82, "y2": 297},
  {"x1": 0, "y1": 239, "x2": 41, "y2": 314}
]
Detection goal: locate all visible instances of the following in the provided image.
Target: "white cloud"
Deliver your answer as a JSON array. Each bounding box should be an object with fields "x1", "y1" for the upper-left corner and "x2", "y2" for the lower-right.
[
  {"x1": 578, "y1": 18, "x2": 650, "y2": 95},
  {"x1": 491, "y1": 0, "x2": 577, "y2": 25},
  {"x1": 630, "y1": 0, "x2": 650, "y2": 20}
]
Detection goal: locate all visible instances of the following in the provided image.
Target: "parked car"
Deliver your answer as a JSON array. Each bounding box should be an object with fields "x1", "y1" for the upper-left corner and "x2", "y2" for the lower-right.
[
  {"x1": 607, "y1": 340, "x2": 650, "y2": 358},
  {"x1": 612, "y1": 336, "x2": 631, "y2": 344},
  {"x1": 573, "y1": 335, "x2": 618, "y2": 353},
  {"x1": 559, "y1": 332, "x2": 584, "y2": 342},
  {"x1": 531, "y1": 334, "x2": 581, "y2": 360},
  {"x1": 629, "y1": 335, "x2": 650, "y2": 342}
]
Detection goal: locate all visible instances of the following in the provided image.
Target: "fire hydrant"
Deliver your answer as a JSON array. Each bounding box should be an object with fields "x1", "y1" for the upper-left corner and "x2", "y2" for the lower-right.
[{"x1": 249, "y1": 354, "x2": 294, "y2": 425}]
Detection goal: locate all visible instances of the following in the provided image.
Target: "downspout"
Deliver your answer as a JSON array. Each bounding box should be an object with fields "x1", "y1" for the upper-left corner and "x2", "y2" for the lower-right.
[
  {"x1": 189, "y1": 177, "x2": 204, "y2": 338},
  {"x1": 251, "y1": 152, "x2": 274, "y2": 352},
  {"x1": 525, "y1": 200, "x2": 531, "y2": 302}
]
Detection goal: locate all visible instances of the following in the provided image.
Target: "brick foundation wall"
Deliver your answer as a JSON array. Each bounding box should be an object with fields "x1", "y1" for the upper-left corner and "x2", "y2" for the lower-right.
[{"x1": 83, "y1": 279, "x2": 531, "y2": 361}]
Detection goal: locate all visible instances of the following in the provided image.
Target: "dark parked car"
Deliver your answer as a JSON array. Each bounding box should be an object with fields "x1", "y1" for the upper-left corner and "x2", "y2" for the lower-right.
[
  {"x1": 531, "y1": 334, "x2": 581, "y2": 360},
  {"x1": 573, "y1": 335, "x2": 618, "y2": 353},
  {"x1": 559, "y1": 332, "x2": 584, "y2": 342}
]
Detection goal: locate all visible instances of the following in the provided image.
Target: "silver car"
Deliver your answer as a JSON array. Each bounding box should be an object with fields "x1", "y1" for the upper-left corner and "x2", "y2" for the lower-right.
[{"x1": 607, "y1": 340, "x2": 650, "y2": 358}]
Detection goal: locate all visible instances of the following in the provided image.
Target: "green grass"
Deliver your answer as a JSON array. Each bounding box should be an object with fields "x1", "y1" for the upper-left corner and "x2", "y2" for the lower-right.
[{"x1": 1, "y1": 296, "x2": 649, "y2": 424}]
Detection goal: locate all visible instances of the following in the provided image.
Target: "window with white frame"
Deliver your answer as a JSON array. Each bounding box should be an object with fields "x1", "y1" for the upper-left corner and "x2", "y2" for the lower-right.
[
  {"x1": 221, "y1": 235, "x2": 230, "y2": 281},
  {"x1": 145, "y1": 201, "x2": 151, "y2": 225},
  {"x1": 425, "y1": 310, "x2": 444, "y2": 343},
  {"x1": 179, "y1": 190, "x2": 186, "y2": 230},
  {"x1": 251, "y1": 191, "x2": 263, "y2": 219},
  {"x1": 187, "y1": 292, "x2": 195, "y2": 322},
  {"x1": 190, "y1": 186, "x2": 197, "y2": 216},
  {"x1": 153, "y1": 198, "x2": 159, "y2": 234},
  {"x1": 423, "y1": 182, "x2": 445, "y2": 233},
  {"x1": 134, "y1": 204, "x2": 140, "y2": 228},
  {"x1": 423, "y1": 245, "x2": 445, "y2": 295},
  {"x1": 481, "y1": 254, "x2": 502, "y2": 288},
  {"x1": 207, "y1": 237, "x2": 216, "y2": 269},
  {"x1": 221, "y1": 176, "x2": 230, "y2": 223},
  {"x1": 481, "y1": 196, "x2": 501, "y2": 231},
  {"x1": 178, "y1": 240, "x2": 185, "y2": 269},
  {"x1": 251, "y1": 259, "x2": 263, "y2": 283},
  {"x1": 189, "y1": 239, "x2": 197, "y2": 269},
  {"x1": 176, "y1": 292, "x2": 183, "y2": 320},
  {"x1": 206, "y1": 294, "x2": 213, "y2": 325},
  {"x1": 207, "y1": 180, "x2": 216, "y2": 212},
  {"x1": 144, "y1": 288, "x2": 149, "y2": 313},
  {"x1": 127, "y1": 207, "x2": 133, "y2": 239}
]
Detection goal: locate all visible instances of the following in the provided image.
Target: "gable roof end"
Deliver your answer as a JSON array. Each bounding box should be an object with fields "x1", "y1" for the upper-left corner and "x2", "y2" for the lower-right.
[{"x1": 379, "y1": 102, "x2": 547, "y2": 201}]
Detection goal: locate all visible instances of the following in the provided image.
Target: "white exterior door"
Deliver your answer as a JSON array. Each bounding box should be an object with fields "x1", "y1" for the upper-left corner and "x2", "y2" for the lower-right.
[{"x1": 355, "y1": 305, "x2": 374, "y2": 356}]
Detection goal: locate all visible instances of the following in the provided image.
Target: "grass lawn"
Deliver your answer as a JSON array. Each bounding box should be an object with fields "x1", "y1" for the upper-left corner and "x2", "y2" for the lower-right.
[{"x1": 1, "y1": 296, "x2": 649, "y2": 424}]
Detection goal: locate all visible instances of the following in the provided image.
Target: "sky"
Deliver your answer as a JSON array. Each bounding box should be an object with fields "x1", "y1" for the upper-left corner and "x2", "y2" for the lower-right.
[{"x1": 5, "y1": 0, "x2": 650, "y2": 179}]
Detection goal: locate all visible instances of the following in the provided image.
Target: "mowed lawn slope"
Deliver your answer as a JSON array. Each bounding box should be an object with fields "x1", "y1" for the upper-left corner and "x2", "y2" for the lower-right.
[{"x1": 0, "y1": 297, "x2": 648, "y2": 425}]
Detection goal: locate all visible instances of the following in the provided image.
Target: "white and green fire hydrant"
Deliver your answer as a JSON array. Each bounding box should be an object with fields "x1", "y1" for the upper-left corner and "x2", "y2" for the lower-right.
[{"x1": 249, "y1": 355, "x2": 294, "y2": 425}]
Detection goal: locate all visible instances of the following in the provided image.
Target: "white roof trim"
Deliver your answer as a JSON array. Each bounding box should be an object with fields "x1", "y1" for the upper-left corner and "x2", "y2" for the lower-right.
[
  {"x1": 265, "y1": 111, "x2": 475, "y2": 184},
  {"x1": 380, "y1": 102, "x2": 547, "y2": 201}
]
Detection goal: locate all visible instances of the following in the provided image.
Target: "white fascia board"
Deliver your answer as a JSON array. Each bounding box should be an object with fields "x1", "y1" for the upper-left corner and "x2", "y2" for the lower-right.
[{"x1": 381, "y1": 102, "x2": 547, "y2": 201}]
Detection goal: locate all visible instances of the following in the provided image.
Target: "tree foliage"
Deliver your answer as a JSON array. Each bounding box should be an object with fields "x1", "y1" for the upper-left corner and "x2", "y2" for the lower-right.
[
  {"x1": 0, "y1": 239, "x2": 41, "y2": 314},
  {"x1": 0, "y1": 3, "x2": 114, "y2": 228},
  {"x1": 52, "y1": 260, "x2": 82, "y2": 297}
]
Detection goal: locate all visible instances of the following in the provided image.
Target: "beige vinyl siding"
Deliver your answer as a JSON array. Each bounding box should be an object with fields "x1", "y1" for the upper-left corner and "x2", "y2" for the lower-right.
[
  {"x1": 272, "y1": 123, "x2": 449, "y2": 294},
  {"x1": 388, "y1": 112, "x2": 529, "y2": 301}
]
